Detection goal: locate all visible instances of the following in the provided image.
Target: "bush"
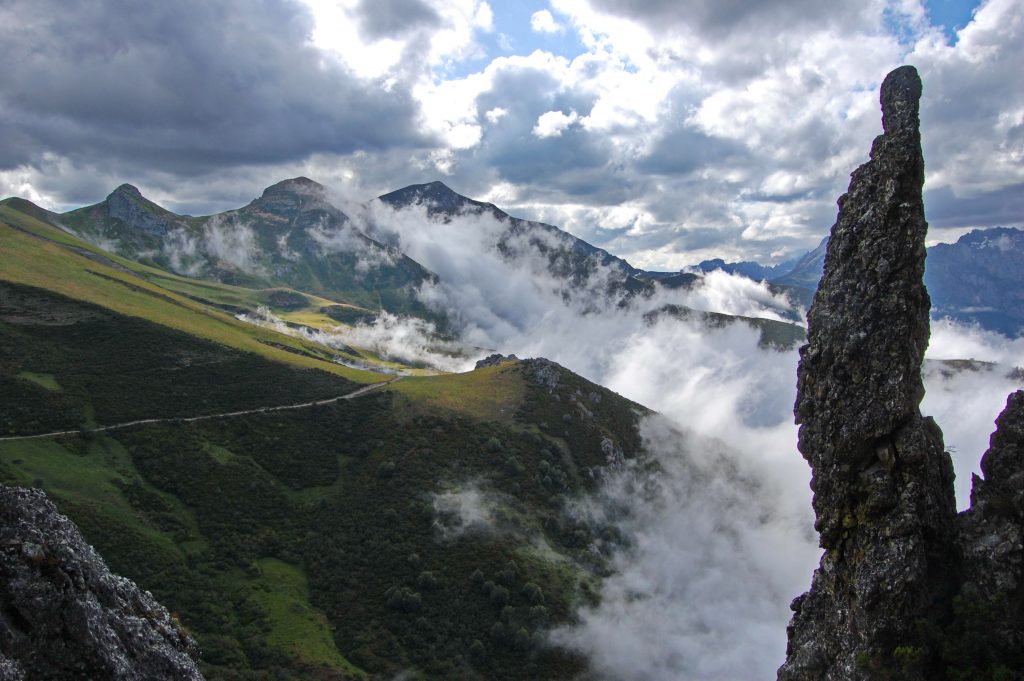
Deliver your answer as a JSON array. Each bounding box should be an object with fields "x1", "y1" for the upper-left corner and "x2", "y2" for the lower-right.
[{"x1": 385, "y1": 586, "x2": 422, "y2": 613}]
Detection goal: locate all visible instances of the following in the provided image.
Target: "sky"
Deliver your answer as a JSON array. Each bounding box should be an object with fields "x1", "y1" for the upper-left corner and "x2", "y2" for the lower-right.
[{"x1": 0, "y1": 0, "x2": 1020, "y2": 270}]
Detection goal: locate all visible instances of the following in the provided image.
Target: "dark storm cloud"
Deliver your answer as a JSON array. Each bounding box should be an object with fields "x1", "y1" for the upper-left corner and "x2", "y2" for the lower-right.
[
  {"x1": 355, "y1": 0, "x2": 441, "y2": 38},
  {"x1": 0, "y1": 0, "x2": 429, "y2": 176},
  {"x1": 925, "y1": 184, "x2": 1024, "y2": 229},
  {"x1": 588, "y1": 0, "x2": 860, "y2": 36}
]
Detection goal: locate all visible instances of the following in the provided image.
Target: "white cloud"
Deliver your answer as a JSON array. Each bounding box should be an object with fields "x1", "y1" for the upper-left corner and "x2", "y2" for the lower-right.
[
  {"x1": 484, "y1": 106, "x2": 508, "y2": 123},
  {"x1": 530, "y1": 9, "x2": 564, "y2": 34},
  {"x1": 532, "y1": 109, "x2": 580, "y2": 138},
  {"x1": 431, "y1": 482, "x2": 503, "y2": 538},
  {"x1": 474, "y1": 1, "x2": 493, "y2": 30}
]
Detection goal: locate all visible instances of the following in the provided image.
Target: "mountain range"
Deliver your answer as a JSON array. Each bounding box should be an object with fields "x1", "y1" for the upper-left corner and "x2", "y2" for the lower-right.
[
  {"x1": 4, "y1": 178, "x2": 822, "y2": 350},
  {"x1": 0, "y1": 162, "x2": 1021, "y2": 680},
  {"x1": 700, "y1": 227, "x2": 1024, "y2": 336}
]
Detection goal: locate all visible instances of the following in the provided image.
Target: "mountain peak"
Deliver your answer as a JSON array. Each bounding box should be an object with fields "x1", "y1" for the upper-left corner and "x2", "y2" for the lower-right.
[
  {"x1": 377, "y1": 180, "x2": 500, "y2": 218},
  {"x1": 781, "y1": 64, "x2": 961, "y2": 680},
  {"x1": 101, "y1": 183, "x2": 177, "y2": 236},
  {"x1": 108, "y1": 183, "x2": 143, "y2": 200},
  {"x1": 260, "y1": 177, "x2": 324, "y2": 197},
  {"x1": 421, "y1": 179, "x2": 455, "y2": 193}
]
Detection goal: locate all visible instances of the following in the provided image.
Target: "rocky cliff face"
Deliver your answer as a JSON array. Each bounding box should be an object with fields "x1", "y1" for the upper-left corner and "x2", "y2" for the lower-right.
[
  {"x1": 105, "y1": 184, "x2": 179, "y2": 237},
  {"x1": 0, "y1": 486, "x2": 205, "y2": 680},
  {"x1": 779, "y1": 65, "x2": 1024, "y2": 680}
]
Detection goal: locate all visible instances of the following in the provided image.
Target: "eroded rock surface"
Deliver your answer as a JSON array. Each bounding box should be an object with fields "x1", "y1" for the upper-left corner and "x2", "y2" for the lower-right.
[
  {"x1": 0, "y1": 486, "x2": 204, "y2": 680},
  {"x1": 779, "y1": 65, "x2": 1023, "y2": 680}
]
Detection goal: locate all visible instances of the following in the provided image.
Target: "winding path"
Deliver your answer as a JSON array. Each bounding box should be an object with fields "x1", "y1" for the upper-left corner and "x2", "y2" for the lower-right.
[{"x1": 0, "y1": 377, "x2": 401, "y2": 443}]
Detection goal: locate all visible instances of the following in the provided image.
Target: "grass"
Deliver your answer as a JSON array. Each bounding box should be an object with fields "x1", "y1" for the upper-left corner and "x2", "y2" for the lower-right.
[
  {"x1": 16, "y1": 371, "x2": 61, "y2": 391},
  {"x1": 0, "y1": 213, "x2": 386, "y2": 385},
  {"x1": 0, "y1": 435, "x2": 199, "y2": 565},
  {"x1": 250, "y1": 558, "x2": 365, "y2": 677},
  {"x1": 391, "y1": 361, "x2": 525, "y2": 422}
]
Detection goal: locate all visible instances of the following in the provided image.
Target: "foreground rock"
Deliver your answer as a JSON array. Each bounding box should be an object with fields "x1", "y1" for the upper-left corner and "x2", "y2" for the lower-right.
[
  {"x1": 0, "y1": 486, "x2": 204, "y2": 680},
  {"x1": 779, "y1": 65, "x2": 1023, "y2": 680}
]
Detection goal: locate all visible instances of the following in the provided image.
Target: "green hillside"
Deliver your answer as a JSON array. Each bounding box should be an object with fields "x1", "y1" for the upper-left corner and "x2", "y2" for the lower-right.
[
  {"x1": 0, "y1": 200, "x2": 424, "y2": 381},
  {"x1": 56, "y1": 179, "x2": 443, "y2": 322},
  {"x1": 0, "y1": 267, "x2": 649, "y2": 679}
]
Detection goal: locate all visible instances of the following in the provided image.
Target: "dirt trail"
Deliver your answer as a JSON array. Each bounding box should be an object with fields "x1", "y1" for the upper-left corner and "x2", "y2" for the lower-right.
[{"x1": 0, "y1": 377, "x2": 401, "y2": 442}]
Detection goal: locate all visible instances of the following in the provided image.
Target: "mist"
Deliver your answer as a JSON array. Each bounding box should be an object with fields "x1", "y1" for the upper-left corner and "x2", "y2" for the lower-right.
[
  {"x1": 335, "y1": 200, "x2": 1022, "y2": 679},
  {"x1": 237, "y1": 305, "x2": 473, "y2": 373},
  {"x1": 188, "y1": 193, "x2": 1021, "y2": 678}
]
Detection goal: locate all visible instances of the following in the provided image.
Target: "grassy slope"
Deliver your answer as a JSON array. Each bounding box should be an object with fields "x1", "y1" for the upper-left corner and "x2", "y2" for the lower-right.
[
  {"x1": 1, "y1": 198, "x2": 654, "y2": 680},
  {"x1": 0, "y1": 282, "x2": 646, "y2": 680},
  {"x1": 0, "y1": 203, "x2": 387, "y2": 384},
  {"x1": 391, "y1": 361, "x2": 525, "y2": 422}
]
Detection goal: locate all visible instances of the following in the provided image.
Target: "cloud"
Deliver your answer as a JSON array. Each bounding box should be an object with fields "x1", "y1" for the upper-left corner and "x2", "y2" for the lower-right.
[
  {"x1": 582, "y1": 0, "x2": 869, "y2": 37},
  {"x1": 307, "y1": 219, "x2": 398, "y2": 273},
  {"x1": 530, "y1": 9, "x2": 564, "y2": 34},
  {"x1": 552, "y1": 414, "x2": 818, "y2": 681},
  {"x1": 202, "y1": 216, "x2": 263, "y2": 273},
  {"x1": 239, "y1": 304, "x2": 476, "y2": 374},
  {"x1": 354, "y1": 0, "x2": 441, "y2": 38},
  {"x1": 0, "y1": 0, "x2": 427, "y2": 177},
  {"x1": 532, "y1": 110, "x2": 580, "y2": 138},
  {"x1": 4, "y1": 0, "x2": 1019, "y2": 269},
  {"x1": 431, "y1": 481, "x2": 504, "y2": 539},
  {"x1": 344, "y1": 200, "x2": 1022, "y2": 678}
]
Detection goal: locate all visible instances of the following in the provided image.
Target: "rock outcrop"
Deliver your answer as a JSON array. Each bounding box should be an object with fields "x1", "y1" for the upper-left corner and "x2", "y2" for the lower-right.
[
  {"x1": 105, "y1": 184, "x2": 178, "y2": 237},
  {"x1": 0, "y1": 486, "x2": 205, "y2": 680},
  {"x1": 779, "y1": 65, "x2": 1024, "y2": 680},
  {"x1": 955, "y1": 390, "x2": 1024, "y2": 671}
]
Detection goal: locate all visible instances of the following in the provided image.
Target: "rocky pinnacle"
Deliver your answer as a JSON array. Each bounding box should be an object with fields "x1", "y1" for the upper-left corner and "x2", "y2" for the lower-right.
[{"x1": 778, "y1": 65, "x2": 959, "y2": 680}]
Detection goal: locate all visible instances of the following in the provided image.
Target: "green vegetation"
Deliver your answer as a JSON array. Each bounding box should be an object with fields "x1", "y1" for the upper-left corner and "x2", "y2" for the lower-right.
[
  {"x1": 392, "y1": 361, "x2": 525, "y2": 422},
  {"x1": 0, "y1": 276, "x2": 647, "y2": 679},
  {"x1": 0, "y1": 206, "x2": 401, "y2": 381},
  {"x1": 15, "y1": 371, "x2": 61, "y2": 391},
  {"x1": 0, "y1": 282, "x2": 364, "y2": 435},
  {"x1": 250, "y1": 558, "x2": 365, "y2": 676}
]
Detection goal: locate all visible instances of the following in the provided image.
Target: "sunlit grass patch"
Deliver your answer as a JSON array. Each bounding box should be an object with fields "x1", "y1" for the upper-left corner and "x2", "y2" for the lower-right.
[{"x1": 392, "y1": 361, "x2": 525, "y2": 422}]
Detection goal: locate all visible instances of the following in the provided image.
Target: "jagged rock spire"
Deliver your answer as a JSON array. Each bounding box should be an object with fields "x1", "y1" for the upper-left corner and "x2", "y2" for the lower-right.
[{"x1": 779, "y1": 65, "x2": 959, "y2": 680}]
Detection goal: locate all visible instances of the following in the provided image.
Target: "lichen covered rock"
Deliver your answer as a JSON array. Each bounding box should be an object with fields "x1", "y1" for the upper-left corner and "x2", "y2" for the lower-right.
[
  {"x1": 780, "y1": 65, "x2": 958, "y2": 680},
  {"x1": 0, "y1": 486, "x2": 205, "y2": 680},
  {"x1": 780, "y1": 64, "x2": 1024, "y2": 681}
]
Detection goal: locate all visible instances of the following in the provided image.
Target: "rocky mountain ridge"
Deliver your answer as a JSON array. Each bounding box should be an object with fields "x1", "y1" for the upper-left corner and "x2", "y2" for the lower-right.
[
  {"x1": 56, "y1": 177, "x2": 440, "y2": 321},
  {"x1": 3, "y1": 176, "x2": 817, "y2": 344},
  {"x1": 703, "y1": 227, "x2": 1024, "y2": 335}
]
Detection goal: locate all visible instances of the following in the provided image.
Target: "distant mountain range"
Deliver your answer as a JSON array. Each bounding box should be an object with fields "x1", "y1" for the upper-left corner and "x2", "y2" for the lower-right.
[
  {"x1": 696, "y1": 228, "x2": 1024, "y2": 336},
  {"x1": 7, "y1": 178, "x2": 810, "y2": 330},
  {"x1": 3, "y1": 178, "x2": 1020, "y2": 337},
  {"x1": 55, "y1": 178, "x2": 441, "y2": 322}
]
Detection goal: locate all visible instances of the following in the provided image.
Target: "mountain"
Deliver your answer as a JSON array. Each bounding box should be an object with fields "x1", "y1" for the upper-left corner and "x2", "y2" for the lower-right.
[
  {"x1": 55, "y1": 178, "x2": 441, "y2": 321},
  {"x1": 925, "y1": 226, "x2": 1024, "y2": 336},
  {"x1": 1, "y1": 197, "x2": 659, "y2": 679},
  {"x1": 695, "y1": 257, "x2": 797, "y2": 282},
  {"x1": 376, "y1": 181, "x2": 652, "y2": 298},
  {"x1": 770, "y1": 236, "x2": 829, "y2": 289},
  {"x1": 643, "y1": 303, "x2": 807, "y2": 349},
  {"x1": 701, "y1": 225, "x2": 1024, "y2": 336}
]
